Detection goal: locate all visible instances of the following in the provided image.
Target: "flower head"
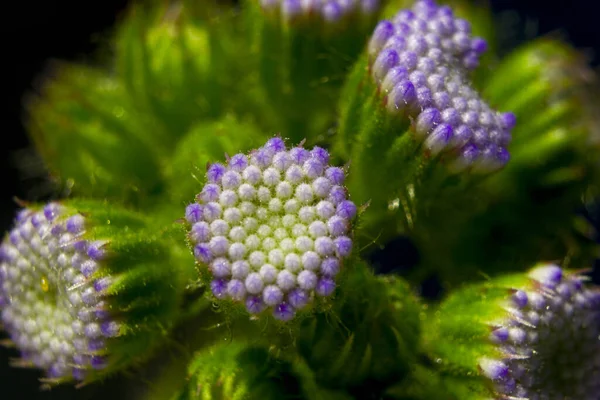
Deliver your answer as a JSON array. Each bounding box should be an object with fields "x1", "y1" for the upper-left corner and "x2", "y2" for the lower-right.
[
  {"x1": 479, "y1": 264, "x2": 600, "y2": 398},
  {"x1": 0, "y1": 204, "x2": 117, "y2": 380},
  {"x1": 368, "y1": 0, "x2": 514, "y2": 172},
  {"x1": 186, "y1": 138, "x2": 355, "y2": 321},
  {"x1": 427, "y1": 263, "x2": 600, "y2": 398},
  {"x1": 0, "y1": 201, "x2": 186, "y2": 383},
  {"x1": 260, "y1": 0, "x2": 380, "y2": 23}
]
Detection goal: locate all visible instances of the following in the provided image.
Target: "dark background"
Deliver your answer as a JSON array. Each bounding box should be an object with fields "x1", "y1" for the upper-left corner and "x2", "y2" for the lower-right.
[{"x1": 1, "y1": 0, "x2": 599, "y2": 398}]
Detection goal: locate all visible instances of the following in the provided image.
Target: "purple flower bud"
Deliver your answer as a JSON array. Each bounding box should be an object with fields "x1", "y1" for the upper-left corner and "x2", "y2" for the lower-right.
[
  {"x1": 194, "y1": 243, "x2": 213, "y2": 264},
  {"x1": 73, "y1": 240, "x2": 88, "y2": 253},
  {"x1": 229, "y1": 154, "x2": 248, "y2": 171},
  {"x1": 325, "y1": 167, "x2": 345, "y2": 185},
  {"x1": 323, "y1": 2, "x2": 342, "y2": 22},
  {"x1": 87, "y1": 241, "x2": 107, "y2": 260},
  {"x1": 91, "y1": 355, "x2": 107, "y2": 370},
  {"x1": 471, "y1": 37, "x2": 488, "y2": 54},
  {"x1": 316, "y1": 277, "x2": 336, "y2": 297},
  {"x1": 512, "y1": 290, "x2": 528, "y2": 308},
  {"x1": 490, "y1": 327, "x2": 509, "y2": 343},
  {"x1": 373, "y1": 49, "x2": 400, "y2": 83},
  {"x1": 43, "y1": 203, "x2": 61, "y2": 221},
  {"x1": 387, "y1": 80, "x2": 417, "y2": 113},
  {"x1": 263, "y1": 285, "x2": 284, "y2": 306},
  {"x1": 425, "y1": 124, "x2": 453, "y2": 155},
  {"x1": 207, "y1": 163, "x2": 226, "y2": 183},
  {"x1": 529, "y1": 264, "x2": 563, "y2": 289},
  {"x1": 360, "y1": 0, "x2": 379, "y2": 14},
  {"x1": 265, "y1": 137, "x2": 286, "y2": 153},
  {"x1": 227, "y1": 279, "x2": 246, "y2": 300},
  {"x1": 245, "y1": 295, "x2": 266, "y2": 314},
  {"x1": 447, "y1": 124, "x2": 471, "y2": 149},
  {"x1": 500, "y1": 112, "x2": 516, "y2": 130},
  {"x1": 416, "y1": 107, "x2": 442, "y2": 137},
  {"x1": 94, "y1": 277, "x2": 112, "y2": 293},
  {"x1": 449, "y1": 143, "x2": 479, "y2": 172},
  {"x1": 81, "y1": 260, "x2": 99, "y2": 278},
  {"x1": 336, "y1": 201, "x2": 357, "y2": 220},
  {"x1": 66, "y1": 215, "x2": 85, "y2": 234},
  {"x1": 381, "y1": 66, "x2": 409, "y2": 94},
  {"x1": 369, "y1": 21, "x2": 395, "y2": 56},
  {"x1": 394, "y1": 9, "x2": 415, "y2": 23},
  {"x1": 185, "y1": 204, "x2": 204, "y2": 224},
  {"x1": 211, "y1": 279, "x2": 227, "y2": 299},
  {"x1": 480, "y1": 358, "x2": 509, "y2": 381},
  {"x1": 273, "y1": 302, "x2": 295, "y2": 321},
  {"x1": 288, "y1": 289, "x2": 310, "y2": 309}
]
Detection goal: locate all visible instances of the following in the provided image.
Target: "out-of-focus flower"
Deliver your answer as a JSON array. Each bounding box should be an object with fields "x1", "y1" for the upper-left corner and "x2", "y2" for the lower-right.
[
  {"x1": 185, "y1": 138, "x2": 356, "y2": 321},
  {"x1": 423, "y1": 263, "x2": 600, "y2": 399},
  {"x1": 0, "y1": 201, "x2": 191, "y2": 383},
  {"x1": 249, "y1": 0, "x2": 384, "y2": 142},
  {"x1": 260, "y1": 0, "x2": 381, "y2": 23}
]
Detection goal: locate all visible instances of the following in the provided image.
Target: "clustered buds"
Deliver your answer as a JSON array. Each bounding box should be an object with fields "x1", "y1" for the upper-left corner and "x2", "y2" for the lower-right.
[
  {"x1": 0, "y1": 204, "x2": 117, "y2": 381},
  {"x1": 480, "y1": 264, "x2": 600, "y2": 399},
  {"x1": 368, "y1": 0, "x2": 515, "y2": 172},
  {"x1": 260, "y1": 0, "x2": 380, "y2": 23},
  {"x1": 186, "y1": 138, "x2": 356, "y2": 321}
]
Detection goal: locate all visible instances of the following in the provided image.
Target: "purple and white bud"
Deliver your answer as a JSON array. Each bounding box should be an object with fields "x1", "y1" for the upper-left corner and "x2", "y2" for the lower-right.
[
  {"x1": 0, "y1": 204, "x2": 120, "y2": 381},
  {"x1": 368, "y1": 0, "x2": 514, "y2": 172},
  {"x1": 478, "y1": 264, "x2": 600, "y2": 398}
]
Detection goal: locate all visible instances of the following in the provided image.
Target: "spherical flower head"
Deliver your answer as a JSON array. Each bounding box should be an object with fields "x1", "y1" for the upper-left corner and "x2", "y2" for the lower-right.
[
  {"x1": 479, "y1": 264, "x2": 600, "y2": 398},
  {"x1": 0, "y1": 203, "x2": 119, "y2": 382},
  {"x1": 368, "y1": 0, "x2": 514, "y2": 173},
  {"x1": 260, "y1": 0, "x2": 381, "y2": 23},
  {"x1": 187, "y1": 137, "x2": 356, "y2": 321}
]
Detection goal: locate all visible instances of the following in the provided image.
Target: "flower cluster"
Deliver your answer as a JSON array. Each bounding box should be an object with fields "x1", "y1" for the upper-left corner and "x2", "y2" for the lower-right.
[
  {"x1": 260, "y1": 0, "x2": 380, "y2": 22},
  {"x1": 480, "y1": 264, "x2": 600, "y2": 399},
  {"x1": 368, "y1": 0, "x2": 515, "y2": 172},
  {"x1": 186, "y1": 138, "x2": 356, "y2": 321},
  {"x1": 0, "y1": 204, "x2": 117, "y2": 381}
]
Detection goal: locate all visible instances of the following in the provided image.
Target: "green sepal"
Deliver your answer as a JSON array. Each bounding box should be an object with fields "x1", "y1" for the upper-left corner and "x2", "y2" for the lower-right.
[
  {"x1": 25, "y1": 64, "x2": 164, "y2": 206},
  {"x1": 295, "y1": 261, "x2": 422, "y2": 392},
  {"x1": 54, "y1": 199, "x2": 197, "y2": 383},
  {"x1": 161, "y1": 116, "x2": 267, "y2": 215}
]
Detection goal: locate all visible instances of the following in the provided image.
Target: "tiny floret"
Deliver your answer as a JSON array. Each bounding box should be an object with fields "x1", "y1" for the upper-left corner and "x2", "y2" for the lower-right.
[{"x1": 187, "y1": 138, "x2": 355, "y2": 320}]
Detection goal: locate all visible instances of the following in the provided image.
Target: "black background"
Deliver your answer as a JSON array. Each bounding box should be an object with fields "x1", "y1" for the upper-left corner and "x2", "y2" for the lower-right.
[{"x1": 1, "y1": 1, "x2": 599, "y2": 398}]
